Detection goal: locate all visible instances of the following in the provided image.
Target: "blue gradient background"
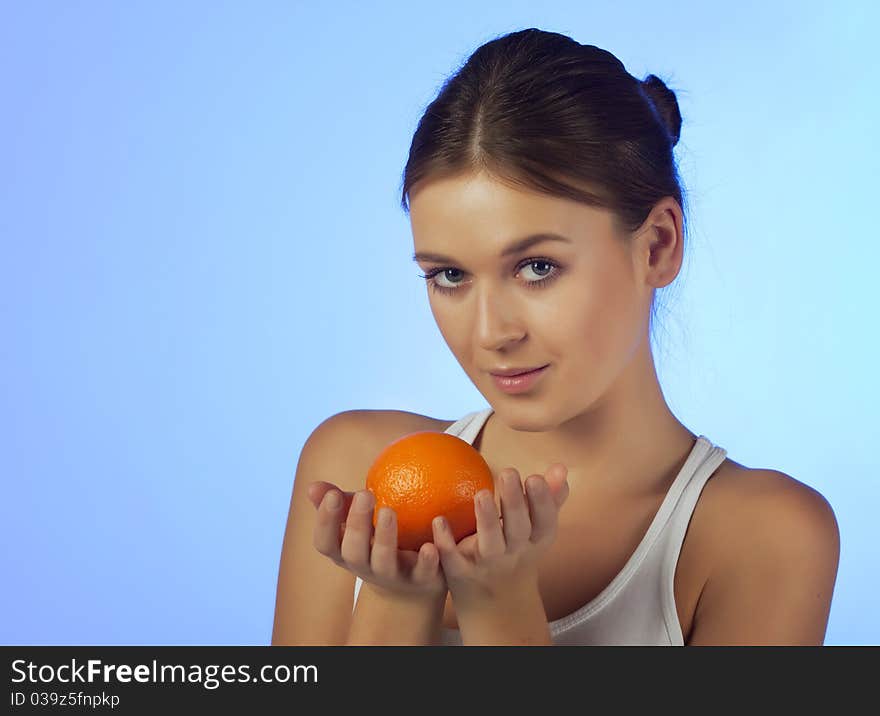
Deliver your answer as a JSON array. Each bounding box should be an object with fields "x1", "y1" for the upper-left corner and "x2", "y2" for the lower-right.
[{"x1": 2, "y1": 2, "x2": 876, "y2": 645}]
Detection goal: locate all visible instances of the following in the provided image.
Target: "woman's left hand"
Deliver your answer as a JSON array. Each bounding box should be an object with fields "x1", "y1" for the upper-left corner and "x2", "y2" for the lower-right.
[{"x1": 431, "y1": 463, "x2": 570, "y2": 607}]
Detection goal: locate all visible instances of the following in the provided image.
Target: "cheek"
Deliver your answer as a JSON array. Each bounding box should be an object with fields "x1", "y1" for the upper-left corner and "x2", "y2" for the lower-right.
[
  {"x1": 430, "y1": 300, "x2": 466, "y2": 350},
  {"x1": 562, "y1": 276, "x2": 642, "y2": 372}
]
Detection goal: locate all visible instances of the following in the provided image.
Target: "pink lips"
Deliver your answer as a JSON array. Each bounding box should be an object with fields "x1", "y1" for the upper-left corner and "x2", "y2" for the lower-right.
[{"x1": 490, "y1": 364, "x2": 549, "y2": 394}]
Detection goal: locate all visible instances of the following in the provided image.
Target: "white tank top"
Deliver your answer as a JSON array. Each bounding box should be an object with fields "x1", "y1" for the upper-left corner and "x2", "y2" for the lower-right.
[{"x1": 354, "y1": 407, "x2": 728, "y2": 645}]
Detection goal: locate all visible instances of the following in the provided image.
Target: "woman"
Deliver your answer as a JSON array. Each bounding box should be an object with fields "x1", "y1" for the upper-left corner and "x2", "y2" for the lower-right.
[{"x1": 272, "y1": 28, "x2": 839, "y2": 646}]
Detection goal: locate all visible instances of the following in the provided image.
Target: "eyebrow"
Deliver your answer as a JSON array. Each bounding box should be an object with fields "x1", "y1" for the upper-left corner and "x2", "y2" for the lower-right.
[{"x1": 412, "y1": 232, "x2": 573, "y2": 263}]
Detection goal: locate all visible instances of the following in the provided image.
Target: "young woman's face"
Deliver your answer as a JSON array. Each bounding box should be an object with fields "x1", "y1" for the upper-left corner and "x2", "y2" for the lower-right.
[{"x1": 409, "y1": 171, "x2": 653, "y2": 427}]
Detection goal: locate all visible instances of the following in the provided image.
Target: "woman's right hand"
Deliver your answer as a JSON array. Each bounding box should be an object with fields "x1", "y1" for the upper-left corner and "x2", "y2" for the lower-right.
[{"x1": 307, "y1": 481, "x2": 448, "y2": 601}]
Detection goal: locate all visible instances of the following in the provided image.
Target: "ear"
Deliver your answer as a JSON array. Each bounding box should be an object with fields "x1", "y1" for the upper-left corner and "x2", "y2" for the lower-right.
[{"x1": 633, "y1": 196, "x2": 684, "y2": 289}]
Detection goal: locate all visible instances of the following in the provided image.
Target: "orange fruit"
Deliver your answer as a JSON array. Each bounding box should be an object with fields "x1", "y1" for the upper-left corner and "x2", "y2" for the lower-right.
[{"x1": 365, "y1": 431, "x2": 495, "y2": 551}]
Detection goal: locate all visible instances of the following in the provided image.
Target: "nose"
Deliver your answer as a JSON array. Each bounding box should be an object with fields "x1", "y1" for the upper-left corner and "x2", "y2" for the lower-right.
[{"x1": 474, "y1": 286, "x2": 527, "y2": 350}]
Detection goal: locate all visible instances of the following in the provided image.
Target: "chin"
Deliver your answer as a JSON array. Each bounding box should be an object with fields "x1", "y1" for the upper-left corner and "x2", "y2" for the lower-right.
[{"x1": 491, "y1": 403, "x2": 555, "y2": 433}]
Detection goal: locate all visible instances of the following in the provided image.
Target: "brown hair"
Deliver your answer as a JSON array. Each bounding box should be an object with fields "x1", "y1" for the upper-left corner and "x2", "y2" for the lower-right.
[{"x1": 399, "y1": 28, "x2": 686, "y2": 350}]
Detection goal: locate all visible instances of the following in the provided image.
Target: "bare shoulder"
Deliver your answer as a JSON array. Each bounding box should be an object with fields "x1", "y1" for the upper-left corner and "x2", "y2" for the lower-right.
[
  {"x1": 343, "y1": 408, "x2": 451, "y2": 433},
  {"x1": 697, "y1": 458, "x2": 839, "y2": 559},
  {"x1": 702, "y1": 459, "x2": 838, "y2": 534},
  {"x1": 302, "y1": 409, "x2": 452, "y2": 494},
  {"x1": 687, "y1": 458, "x2": 841, "y2": 644},
  {"x1": 333, "y1": 409, "x2": 453, "y2": 475}
]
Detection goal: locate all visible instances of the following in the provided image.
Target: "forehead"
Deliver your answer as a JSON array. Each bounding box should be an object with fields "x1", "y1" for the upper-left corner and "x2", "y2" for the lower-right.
[{"x1": 409, "y1": 172, "x2": 615, "y2": 250}]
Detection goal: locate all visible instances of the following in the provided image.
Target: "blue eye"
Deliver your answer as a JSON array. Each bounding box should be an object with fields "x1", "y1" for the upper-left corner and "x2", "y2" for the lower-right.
[{"x1": 418, "y1": 258, "x2": 562, "y2": 295}]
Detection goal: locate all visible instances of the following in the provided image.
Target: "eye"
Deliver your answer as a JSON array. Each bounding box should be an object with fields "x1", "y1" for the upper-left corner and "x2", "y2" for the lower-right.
[{"x1": 418, "y1": 258, "x2": 562, "y2": 295}]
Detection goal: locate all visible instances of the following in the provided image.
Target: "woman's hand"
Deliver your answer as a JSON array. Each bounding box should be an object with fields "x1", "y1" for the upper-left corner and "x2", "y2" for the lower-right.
[
  {"x1": 307, "y1": 481, "x2": 447, "y2": 601},
  {"x1": 430, "y1": 463, "x2": 570, "y2": 607}
]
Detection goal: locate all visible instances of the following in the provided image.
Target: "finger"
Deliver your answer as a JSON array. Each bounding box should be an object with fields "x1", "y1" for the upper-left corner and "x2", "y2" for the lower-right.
[
  {"x1": 307, "y1": 481, "x2": 333, "y2": 509},
  {"x1": 455, "y1": 532, "x2": 478, "y2": 561},
  {"x1": 308, "y1": 481, "x2": 357, "y2": 514},
  {"x1": 474, "y1": 488, "x2": 506, "y2": 560},
  {"x1": 305, "y1": 481, "x2": 357, "y2": 543},
  {"x1": 526, "y1": 475, "x2": 558, "y2": 546},
  {"x1": 499, "y1": 469, "x2": 532, "y2": 551},
  {"x1": 432, "y1": 515, "x2": 472, "y2": 578},
  {"x1": 370, "y1": 506, "x2": 400, "y2": 579},
  {"x1": 340, "y1": 489, "x2": 375, "y2": 570},
  {"x1": 555, "y1": 478, "x2": 570, "y2": 507},
  {"x1": 544, "y1": 463, "x2": 570, "y2": 507},
  {"x1": 410, "y1": 541, "x2": 442, "y2": 586},
  {"x1": 312, "y1": 489, "x2": 346, "y2": 562}
]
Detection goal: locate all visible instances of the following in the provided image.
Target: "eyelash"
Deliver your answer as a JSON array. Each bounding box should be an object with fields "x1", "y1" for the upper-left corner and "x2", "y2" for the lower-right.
[{"x1": 418, "y1": 258, "x2": 562, "y2": 296}]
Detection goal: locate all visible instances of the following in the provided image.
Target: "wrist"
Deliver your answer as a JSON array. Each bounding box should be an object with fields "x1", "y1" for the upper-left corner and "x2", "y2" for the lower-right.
[
  {"x1": 452, "y1": 570, "x2": 541, "y2": 611},
  {"x1": 453, "y1": 578, "x2": 551, "y2": 646},
  {"x1": 349, "y1": 582, "x2": 449, "y2": 646}
]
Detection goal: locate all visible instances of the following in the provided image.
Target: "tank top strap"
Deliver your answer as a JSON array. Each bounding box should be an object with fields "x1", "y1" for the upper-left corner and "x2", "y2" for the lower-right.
[
  {"x1": 659, "y1": 438, "x2": 728, "y2": 557},
  {"x1": 443, "y1": 407, "x2": 492, "y2": 444},
  {"x1": 657, "y1": 438, "x2": 729, "y2": 641}
]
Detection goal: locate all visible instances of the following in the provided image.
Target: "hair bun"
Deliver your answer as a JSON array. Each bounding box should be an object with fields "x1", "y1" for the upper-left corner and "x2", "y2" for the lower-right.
[{"x1": 641, "y1": 74, "x2": 682, "y2": 147}]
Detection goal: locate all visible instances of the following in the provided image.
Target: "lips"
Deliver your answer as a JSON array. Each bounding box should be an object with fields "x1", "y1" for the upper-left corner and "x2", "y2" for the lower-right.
[
  {"x1": 490, "y1": 364, "x2": 550, "y2": 394},
  {"x1": 489, "y1": 364, "x2": 548, "y2": 377}
]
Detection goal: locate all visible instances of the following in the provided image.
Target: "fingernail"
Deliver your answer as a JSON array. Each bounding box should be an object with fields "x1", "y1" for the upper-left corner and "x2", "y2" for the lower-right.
[
  {"x1": 325, "y1": 491, "x2": 341, "y2": 509},
  {"x1": 477, "y1": 491, "x2": 493, "y2": 509},
  {"x1": 433, "y1": 516, "x2": 446, "y2": 531},
  {"x1": 354, "y1": 491, "x2": 372, "y2": 511}
]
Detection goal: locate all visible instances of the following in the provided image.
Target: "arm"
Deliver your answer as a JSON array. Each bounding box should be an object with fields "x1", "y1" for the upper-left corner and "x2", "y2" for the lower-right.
[
  {"x1": 347, "y1": 583, "x2": 447, "y2": 646},
  {"x1": 272, "y1": 409, "x2": 450, "y2": 646},
  {"x1": 687, "y1": 472, "x2": 840, "y2": 646},
  {"x1": 271, "y1": 411, "x2": 367, "y2": 645}
]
